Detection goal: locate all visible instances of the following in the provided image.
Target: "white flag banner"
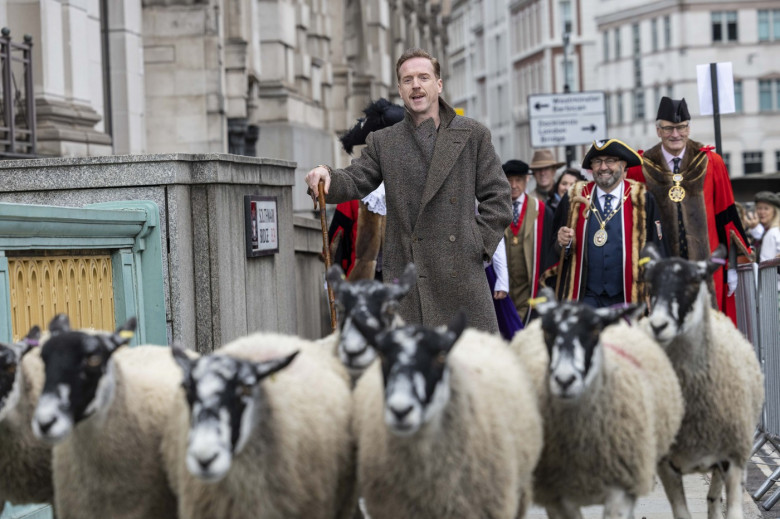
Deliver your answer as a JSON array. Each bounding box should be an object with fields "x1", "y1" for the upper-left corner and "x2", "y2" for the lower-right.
[{"x1": 697, "y1": 62, "x2": 735, "y2": 115}]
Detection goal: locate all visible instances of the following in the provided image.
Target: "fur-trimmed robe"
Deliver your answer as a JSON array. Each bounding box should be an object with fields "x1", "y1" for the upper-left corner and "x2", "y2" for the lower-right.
[
  {"x1": 627, "y1": 140, "x2": 751, "y2": 322},
  {"x1": 545, "y1": 179, "x2": 667, "y2": 303}
]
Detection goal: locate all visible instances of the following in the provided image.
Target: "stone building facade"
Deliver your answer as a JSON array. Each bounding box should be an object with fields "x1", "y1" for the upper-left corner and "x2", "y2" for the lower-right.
[{"x1": 0, "y1": 0, "x2": 450, "y2": 213}]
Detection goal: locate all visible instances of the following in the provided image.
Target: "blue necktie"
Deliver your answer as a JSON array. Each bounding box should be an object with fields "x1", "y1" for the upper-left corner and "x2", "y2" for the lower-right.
[
  {"x1": 512, "y1": 200, "x2": 520, "y2": 225},
  {"x1": 603, "y1": 194, "x2": 613, "y2": 214}
]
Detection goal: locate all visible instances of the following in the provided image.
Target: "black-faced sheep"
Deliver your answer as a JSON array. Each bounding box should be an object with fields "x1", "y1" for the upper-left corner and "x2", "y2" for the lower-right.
[
  {"x1": 510, "y1": 289, "x2": 684, "y2": 518},
  {"x1": 31, "y1": 315, "x2": 179, "y2": 519},
  {"x1": 351, "y1": 311, "x2": 542, "y2": 519},
  {"x1": 642, "y1": 244, "x2": 764, "y2": 519},
  {"x1": 0, "y1": 327, "x2": 52, "y2": 512},
  {"x1": 163, "y1": 333, "x2": 357, "y2": 519},
  {"x1": 325, "y1": 263, "x2": 416, "y2": 377}
]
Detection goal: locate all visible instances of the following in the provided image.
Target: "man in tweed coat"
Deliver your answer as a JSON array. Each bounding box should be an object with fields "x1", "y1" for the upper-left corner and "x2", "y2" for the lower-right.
[{"x1": 305, "y1": 48, "x2": 512, "y2": 333}]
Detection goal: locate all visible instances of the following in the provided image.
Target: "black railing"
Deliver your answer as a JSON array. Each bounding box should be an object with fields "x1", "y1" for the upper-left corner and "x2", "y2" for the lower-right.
[{"x1": 0, "y1": 27, "x2": 36, "y2": 158}]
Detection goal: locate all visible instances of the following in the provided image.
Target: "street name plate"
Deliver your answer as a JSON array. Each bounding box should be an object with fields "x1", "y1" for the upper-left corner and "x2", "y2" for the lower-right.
[{"x1": 528, "y1": 92, "x2": 607, "y2": 147}]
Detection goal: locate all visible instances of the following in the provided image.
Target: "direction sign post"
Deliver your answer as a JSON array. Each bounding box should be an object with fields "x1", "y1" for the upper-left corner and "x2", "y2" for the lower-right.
[{"x1": 528, "y1": 92, "x2": 607, "y2": 148}]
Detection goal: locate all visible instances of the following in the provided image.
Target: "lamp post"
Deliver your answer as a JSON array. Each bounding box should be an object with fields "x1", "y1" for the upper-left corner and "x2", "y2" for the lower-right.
[{"x1": 562, "y1": 31, "x2": 574, "y2": 167}]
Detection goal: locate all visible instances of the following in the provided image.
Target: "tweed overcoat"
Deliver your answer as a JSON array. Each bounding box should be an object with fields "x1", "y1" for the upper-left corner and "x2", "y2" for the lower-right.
[{"x1": 326, "y1": 99, "x2": 512, "y2": 333}]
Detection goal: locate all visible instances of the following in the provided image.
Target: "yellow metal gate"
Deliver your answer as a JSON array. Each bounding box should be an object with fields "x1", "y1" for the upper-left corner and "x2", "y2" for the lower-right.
[{"x1": 7, "y1": 253, "x2": 115, "y2": 341}]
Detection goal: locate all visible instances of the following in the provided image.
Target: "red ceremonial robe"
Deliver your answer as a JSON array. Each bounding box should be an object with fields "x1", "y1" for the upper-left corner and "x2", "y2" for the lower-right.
[{"x1": 627, "y1": 142, "x2": 751, "y2": 324}]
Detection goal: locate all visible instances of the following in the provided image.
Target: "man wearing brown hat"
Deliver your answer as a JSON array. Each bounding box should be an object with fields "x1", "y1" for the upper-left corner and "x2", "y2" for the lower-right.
[
  {"x1": 626, "y1": 97, "x2": 750, "y2": 324},
  {"x1": 499, "y1": 159, "x2": 554, "y2": 322},
  {"x1": 550, "y1": 139, "x2": 667, "y2": 308},
  {"x1": 529, "y1": 149, "x2": 565, "y2": 204}
]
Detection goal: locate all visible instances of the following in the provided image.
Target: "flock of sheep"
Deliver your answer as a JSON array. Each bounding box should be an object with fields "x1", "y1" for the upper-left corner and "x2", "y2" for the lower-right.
[{"x1": 0, "y1": 244, "x2": 765, "y2": 519}]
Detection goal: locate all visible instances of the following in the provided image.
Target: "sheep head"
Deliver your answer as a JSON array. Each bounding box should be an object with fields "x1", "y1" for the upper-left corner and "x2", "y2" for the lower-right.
[{"x1": 0, "y1": 325, "x2": 41, "y2": 422}]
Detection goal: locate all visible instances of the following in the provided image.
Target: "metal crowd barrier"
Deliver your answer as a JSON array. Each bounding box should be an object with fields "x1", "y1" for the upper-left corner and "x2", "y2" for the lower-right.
[{"x1": 738, "y1": 258, "x2": 780, "y2": 510}]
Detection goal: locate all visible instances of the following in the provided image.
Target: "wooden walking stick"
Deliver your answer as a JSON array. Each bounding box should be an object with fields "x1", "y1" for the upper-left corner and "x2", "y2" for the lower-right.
[
  {"x1": 555, "y1": 195, "x2": 591, "y2": 298},
  {"x1": 317, "y1": 180, "x2": 338, "y2": 331}
]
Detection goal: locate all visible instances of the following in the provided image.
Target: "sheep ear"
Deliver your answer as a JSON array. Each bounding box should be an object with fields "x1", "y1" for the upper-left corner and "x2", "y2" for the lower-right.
[
  {"x1": 18, "y1": 325, "x2": 42, "y2": 357},
  {"x1": 171, "y1": 344, "x2": 193, "y2": 381},
  {"x1": 640, "y1": 243, "x2": 661, "y2": 274},
  {"x1": 534, "y1": 287, "x2": 558, "y2": 316},
  {"x1": 700, "y1": 244, "x2": 727, "y2": 278},
  {"x1": 110, "y1": 317, "x2": 137, "y2": 349},
  {"x1": 48, "y1": 314, "x2": 70, "y2": 335},
  {"x1": 254, "y1": 350, "x2": 299, "y2": 380},
  {"x1": 444, "y1": 310, "x2": 467, "y2": 349},
  {"x1": 327, "y1": 265, "x2": 346, "y2": 293},
  {"x1": 594, "y1": 303, "x2": 641, "y2": 327},
  {"x1": 391, "y1": 263, "x2": 417, "y2": 298}
]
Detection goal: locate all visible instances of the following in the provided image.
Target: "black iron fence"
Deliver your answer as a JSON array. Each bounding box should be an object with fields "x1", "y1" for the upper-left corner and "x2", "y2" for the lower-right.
[{"x1": 0, "y1": 27, "x2": 35, "y2": 158}]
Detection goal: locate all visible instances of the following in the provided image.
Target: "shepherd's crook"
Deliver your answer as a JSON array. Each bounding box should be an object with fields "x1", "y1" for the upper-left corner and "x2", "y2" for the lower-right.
[{"x1": 318, "y1": 181, "x2": 338, "y2": 331}]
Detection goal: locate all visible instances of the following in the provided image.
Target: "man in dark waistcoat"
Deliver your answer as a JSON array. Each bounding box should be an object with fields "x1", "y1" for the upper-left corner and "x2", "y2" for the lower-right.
[
  {"x1": 549, "y1": 139, "x2": 667, "y2": 308},
  {"x1": 626, "y1": 97, "x2": 751, "y2": 324},
  {"x1": 304, "y1": 48, "x2": 512, "y2": 333}
]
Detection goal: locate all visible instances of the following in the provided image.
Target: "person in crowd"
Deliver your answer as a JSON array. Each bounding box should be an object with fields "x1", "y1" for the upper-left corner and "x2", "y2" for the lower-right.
[
  {"x1": 755, "y1": 191, "x2": 780, "y2": 286},
  {"x1": 626, "y1": 97, "x2": 750, "y2": 323},
  {"x1": 304, "y1": 48, "x2": 512, "y2": 333},
  {"x1": 529, "y1": 149, "x2": 565, "y2": 203},
  {"x1": 549, "y1": 168, "x2": 586, "y2": 212},
  {"x1": 496, "y1": 159, "x2": 554, "y2": 322},
  {"x1": 484, "y1": 235, "x2": 523, "y2": 340},
  {"x1": 550, "y1": 139, "x2": 667, "y2": 308},
  {"x1": 736, "y1": 201, "x2": 765, "y2": 251}
]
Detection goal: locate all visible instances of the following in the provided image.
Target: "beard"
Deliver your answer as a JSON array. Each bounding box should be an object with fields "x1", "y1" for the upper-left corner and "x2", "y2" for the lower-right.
[{"x1": 593, "y1": 166, "x2": 624, "y2": 191}]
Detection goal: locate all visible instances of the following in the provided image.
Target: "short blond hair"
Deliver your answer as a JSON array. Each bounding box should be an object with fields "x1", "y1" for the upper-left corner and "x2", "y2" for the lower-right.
[{"x1": 396, "y1": 48, "x2": 440, "y2": 81}]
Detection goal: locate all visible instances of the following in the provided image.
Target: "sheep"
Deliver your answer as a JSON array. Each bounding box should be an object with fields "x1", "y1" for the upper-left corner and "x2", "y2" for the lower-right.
[
  {"x1": 325, "y1": 262, "x2": 416, "y2": 378},
  {"x1": 0, "y1": 326, "x2": 53, "y2": 512},
  {"x1": 31, "y1": 314, "x2": 180, "y2": 519},
  {"x1": 162, "y1": 332, "x2": 357, "y2": 519},
  {"x1": 350, "y1": 310, "x2": 543, "y2": 519},
  {"x1": 641, "y1": 243, "x2": 764, "y2": 519},
  {"x1": 509, "y1": 288, "x2": 684, "y2": 518}
]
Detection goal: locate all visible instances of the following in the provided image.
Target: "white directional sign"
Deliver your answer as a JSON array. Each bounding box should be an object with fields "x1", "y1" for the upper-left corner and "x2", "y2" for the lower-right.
[{"x1": 528, "y1": 92, "x2": 607, "y2": 147}]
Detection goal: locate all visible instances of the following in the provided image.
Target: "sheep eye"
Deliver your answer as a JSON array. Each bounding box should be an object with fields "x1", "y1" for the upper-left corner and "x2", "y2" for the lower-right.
[
  {"x1": 86, "y1": 355, "x2": 102, "y2": 368},
  {"x1": 5, "y1": 364, "x2": 16, "y2": 375},
  {"x1": 435, "y1": 352, "x2": 447, "y2": 365},
  {"x1": 237, "y1": 384, "x2": 253, "y2": 397}
]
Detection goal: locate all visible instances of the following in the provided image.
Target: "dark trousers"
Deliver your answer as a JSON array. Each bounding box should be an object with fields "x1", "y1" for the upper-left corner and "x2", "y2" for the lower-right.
[{"x1": 582, "y1": 290, "x2": 625, "y2": 309}]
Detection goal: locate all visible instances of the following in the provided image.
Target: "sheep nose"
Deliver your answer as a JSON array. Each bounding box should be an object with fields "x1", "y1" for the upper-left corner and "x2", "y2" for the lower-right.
[
  {"x1": 37, "y1": 416, "x2": 57, "y2": 434},
  {"x1": 555, "y1": 374, "x2": 576, "y2": 390},
  {"x1": 650, "y1": 321, "x2": 668, "y2": 336},
  {"x1": 198, "y1": 453, "x2": 219, "y2": 470},
  {"x1": 390, "y1": 404, "x2": 413, "y2": 420}
]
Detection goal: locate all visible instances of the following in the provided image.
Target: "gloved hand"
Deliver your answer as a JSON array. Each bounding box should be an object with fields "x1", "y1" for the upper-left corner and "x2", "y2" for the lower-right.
[{"x1": 727, "y1": 268, "x2": 738, "y2": 297}]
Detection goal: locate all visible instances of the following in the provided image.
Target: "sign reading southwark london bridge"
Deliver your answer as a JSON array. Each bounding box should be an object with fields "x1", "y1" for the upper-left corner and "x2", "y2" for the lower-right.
[{"x1": 528, "y1": 92, "x2": 607, "y2": 147}]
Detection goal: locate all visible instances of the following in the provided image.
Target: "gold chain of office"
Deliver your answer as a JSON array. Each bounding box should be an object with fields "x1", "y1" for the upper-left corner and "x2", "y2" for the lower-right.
[{"x1": 589, "y1": 193, "x2": 629, "y2": 247}]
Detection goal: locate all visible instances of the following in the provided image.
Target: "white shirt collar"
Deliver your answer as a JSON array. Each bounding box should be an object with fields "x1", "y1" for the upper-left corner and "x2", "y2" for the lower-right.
[
  {"x1": 661, "y1": 146, "x2": 686, "y2": 170},
  {"x1": 513, "y1": 192, "x2": 526, "y2": 205},
  {"x1": 594, "y1": 181, "x2": 624, "y2": 208}
]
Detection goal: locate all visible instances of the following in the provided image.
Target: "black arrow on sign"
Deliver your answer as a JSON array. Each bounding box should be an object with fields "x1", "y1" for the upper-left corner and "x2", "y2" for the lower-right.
[
  {"x1": 581, "y1": 124, "x2": 597, "y2": 132},
  {"x1": 534, "y1": 102, "x2": 550, "y2": 110}
]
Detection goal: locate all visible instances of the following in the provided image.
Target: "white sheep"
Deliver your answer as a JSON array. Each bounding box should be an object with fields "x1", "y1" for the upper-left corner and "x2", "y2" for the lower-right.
[
  {"x1": 0, "y1": 327, "x2": 53, "y2": 512},
  {"x1": 31, "y1": 315, "x2": 180, "y2": 519},
  {"x1": 351, "y1": 311, "x2": 542, "y2": 519},
  {"x1": 510, "y1": 290, "x2": 684, "y2": 518},
  {"x1": 163, "y1": 332, "x2": 357, "y2": 519},
  {"x1": 642, "y1": 244, "x2": 764, "y2": 519}
]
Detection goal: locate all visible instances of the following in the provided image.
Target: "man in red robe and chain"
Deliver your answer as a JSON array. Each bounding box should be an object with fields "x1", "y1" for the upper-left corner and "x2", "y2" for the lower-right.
[{"x1": 626, "y1": 97, "x2": 751, "y2": 324}]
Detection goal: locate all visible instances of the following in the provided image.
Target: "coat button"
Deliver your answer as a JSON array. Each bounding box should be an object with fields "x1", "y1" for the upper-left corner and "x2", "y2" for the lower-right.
[
  {"x1": 449, "y1": 235, "x2": 456, "y2": 242},
  {"x1": 450, "y1": 197, "x2": 457, "y2": 204}
]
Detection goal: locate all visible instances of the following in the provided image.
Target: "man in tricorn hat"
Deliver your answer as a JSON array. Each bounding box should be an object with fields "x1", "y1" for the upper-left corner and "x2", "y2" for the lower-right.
[
  {"x1": 498, "y1": 159, "x2": 553, "y2": 323},
  {"x1": 549, "y1": 139, "x2": 667, "y2": 308},
  {"x1": 626, "y1": 97, "x2": 750, "y2": 324}
]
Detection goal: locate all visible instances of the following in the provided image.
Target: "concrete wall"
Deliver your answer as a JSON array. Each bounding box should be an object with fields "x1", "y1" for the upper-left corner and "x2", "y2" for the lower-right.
[{"x1": 0, "y1": 154, "x2": 330, "y2": 352}]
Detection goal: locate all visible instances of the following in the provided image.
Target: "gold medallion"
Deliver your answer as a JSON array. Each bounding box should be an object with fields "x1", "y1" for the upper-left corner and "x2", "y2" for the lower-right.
[
  {"x1": 673, "y1": 174, "x2": 683, "y2": 182},
  {"x1": 669, "y1": 185, "x2": 686, "y2": 202},
  {"x1": 594, "y1": 228, "x2": 608, "y2": 247},
  {"x1": 512, "y1": 236, "x2": 519, "y2": 245}
]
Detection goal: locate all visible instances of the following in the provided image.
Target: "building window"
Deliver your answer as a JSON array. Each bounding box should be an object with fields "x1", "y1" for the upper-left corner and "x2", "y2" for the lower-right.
[
  {"x1": 722, "y1": 152, "x2": 731, "y2": 171},
  {"x1": 614, "y1": 28, "x2": 621, "y2": 59},
  {"x1": 651, "y1": 18, "x2": 658, "y2": 52},
  {"x1": 633, "y1": 90, "x2": 645, "y2": 120},
  {"x1": 560, "y1": 0, "x2": 572, "y2": 33},
  {"x1": 633, "y1": 58, "x2": 642, "y2": 87},
  {"x1": 654, "y1": 86, "x2": 662, "y2": 109},
  {"x1": 743, "y1": 152, "x2": 763, "y2": 174},
  {"x1": 734, "y1": 80, "x2": 743, "y2": 112},
  {"x1": 666, "y1": 84, "x2": 673, "y2": 98},
  {"x1": 759, "y1": 79, "x2": 780, "y2": 111},
  {"x1": 776, "y1": 150, "x2": 780, "y2": 172},
  {"x1": 617, "y1": 92, "x2": 624, "y2": 124},
  {"x1": 663, "y1": 16, "x2": 671, "y2": 48},
  {"x1": 759, "y1": 10, "x2": 780, "y2": 41},
  {"x1": 603, "y1": 31, "x2": 609, "y2": 62},
  {"x1": 605, "y1": 93, "x2": 611, "y2": 125},
  {"x1": 712, "y1": 11, "x2": 738, "y2": 42},
  {"x1": 632, "y1": 24, "x2": 640, "y2": 55}
]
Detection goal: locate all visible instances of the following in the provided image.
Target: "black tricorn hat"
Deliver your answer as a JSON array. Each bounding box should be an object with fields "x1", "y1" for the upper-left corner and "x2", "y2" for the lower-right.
[
  {"x1": 582, "y1": 139, "x2": 643, "y2": 169},
  {"x1": 656, "y1": 97, "x2": 690, "y2": 123},
  {"x1": 502, "y1": 159, "x2": 531, "y2": 176},
  {"x1": 340, "y1": 98, "x2": 405, "y2": 154}
]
